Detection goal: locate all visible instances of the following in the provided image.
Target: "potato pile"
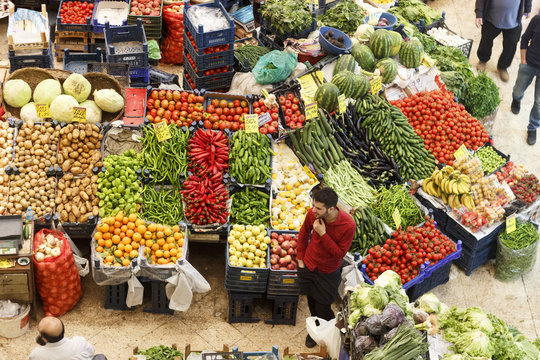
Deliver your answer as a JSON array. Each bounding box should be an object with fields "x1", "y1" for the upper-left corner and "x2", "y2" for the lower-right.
[
  {"x1": 0, "y1": 123, "x2": 15, "y2": 214},
  {"x1": 56, "y1": 174, "x2": 99, "y2": 223},
  {"x1": 59, "y1": 123, "x2": 103, "y2": 176},
  {"x1": 6, "y1": 176, "x2": 56, "y2": 217}
]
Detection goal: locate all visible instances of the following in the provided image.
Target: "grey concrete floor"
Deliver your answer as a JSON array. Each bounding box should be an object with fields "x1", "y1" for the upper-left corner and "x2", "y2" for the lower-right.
[{"x1": 1, "y1": 0, "x2": 540, "y2": 358}]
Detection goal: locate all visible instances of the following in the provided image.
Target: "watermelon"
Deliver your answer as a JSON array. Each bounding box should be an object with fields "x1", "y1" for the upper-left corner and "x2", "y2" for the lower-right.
[
  {"x1": 388, "y1": 31, "x2": 403, "y2": 57},
  {"x1": 332, "y1": 71, "x2": 355, "y2": 98},
  {"x1": 333, "y1": 54, "x2": 356, "y2": 76},
  {"x1": 315, "y1": 83, "x2": 340, "y2": 112},
  {"x1": 399, "y1": 38, "x2": 424, "y2": 68},
  {"x1": 351, "y1": 74, "x2": 370, "y2": 100},
  {"x1": 375, "y1": 58, "x2": 398, "y2": 84},
  {"x1": 351, "y1": 43, "x2": 375, "y2": 71},
  {"x1": 369, "y1": 29, "x2": 392, "y2": 59}
]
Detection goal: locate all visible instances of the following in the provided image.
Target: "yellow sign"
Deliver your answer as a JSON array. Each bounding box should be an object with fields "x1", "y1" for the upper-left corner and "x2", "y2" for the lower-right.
[
  {"x1": 370, "y1": 76, "x2": 382, "y2": 95},
  {"x1": 338, "y1": 94, "x2": 346, "y2": 114},
  {"x1": 506, "y1": 216, "x2": 516, "y2": 233},
  {"x1": 35, "y1": 103, "x2": 50, "y2": 118},
  {"x1": 240, "y1": 275, "x2": 253, "y2": 281},
  {"x1": 154, "y1": 121, "x2": 172, "y2": 142},
  {"x1": 454, "y1": 144, "x2": 469, "y2": 160},
  {"x1": 298, "y1": 71, "x2": 324, "y2": 103},
  {"x1": 283, "y1": 278, "x2": 295, "y2": 284},
  {"x1": 305, "y1": 102, "x2": 318, "y2": 120},
  {"x1": 72, "y1": 107, "x2": 86, "y2": 122},
  {"x1": 303, "y1": 165, "x2": 317, "y2": 179},
  {"x1": 393, "y1": 207, "x2": 401, "y2": 229},
  {"x1": 306, "y1": 0, "x2": 319, "y2": 10},
  {"x1": 244, "y1": 114, "x2": 259, "y2": 134},
  {"x1": 0, "y1": 258, "x2": 13, "y2": 269}
]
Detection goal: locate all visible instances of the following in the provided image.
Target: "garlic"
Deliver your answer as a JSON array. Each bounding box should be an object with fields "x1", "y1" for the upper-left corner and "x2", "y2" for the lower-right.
[
  {"x1": 34, "y1": 252, "x2": 45, "y2": 262},
  {"x1": 45, "y1": 246, "x2": 51, "y2": 255},
  {"x1": 51, "y1": 247, "x2": 61, "y2": 257}
]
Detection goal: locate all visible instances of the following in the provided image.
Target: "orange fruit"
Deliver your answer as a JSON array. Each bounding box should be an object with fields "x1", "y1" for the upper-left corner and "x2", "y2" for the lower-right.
[
  {"x1": 122, "y1": 217, "x2": 129, "y2": 225},
  {"x1": 113, "y1": 263, "x2": 122, "y2": 267},
  {"x1": 168, "y1": 243, "x2": 176, "y2": 250},
  {"x1": 156, "y1": 224, "x2": 164, "y2": 232},
  {"x1": 99, "y1": 223, "x2": 109, "y2": 233},
  {"x1": 104, "y1": 239, "x2": 113, "y2": 248},
  {"x1": 164, "y1": 228, "x2": 172, "y2": 237},
  {"x1": 119, "y1": 232, "x2": 126, "y2": 239},
  {"x1": 126, "y1": 229, "x2": 134, "y2": 238},
  {"x1": 96, "y1": 246, "x2": 104, "y2": 253},
  {"x1": 114, "y1": 249, "x2": 123, "y2": 257},
  {"x1": 103, "y1": 232, "x2": 112, "y2": 240},
  {"x1": 132, "y1": 233, "x2": 142, "y2": 242},
  {"x1": 158, "y1": 258, "x2": 167, "y2": 264},
  {"x1": 128, "y1": 213, "x2": 138, "y2": 222},
  {"x1": 131, "y1": 242, "x2": 139, "y2": 249},
  {"x1": 95, "y1": 231, "x2": 103, "y2": 240},
  {"x1": 127, "y1": 222, "x2": 135, "y2": 230},
  {"x1": 177, "y1": 238, "x2": 184, "y2": 247},
  {"x1": 97, "y1": 238, "x2": 105, "y2": 247},
  {"x1": 166, "y1": 236, "x2": 175, "y2": 244},
  {"x1": 147, "y1": 223, "x2": 157, "y2": 232},
  {"x1": 114, "y1": 221, "x2": 122, "y2": 229},
  {"x1": 130, "y1": 250, "x2": 138, "y2": 258},
  {"x1": 144, "y1": 231, "x2": 153, "y2": 240},
  {"x1": 124, "y1": 251, "x2": 130, "y2": 258},
  {"x1": 172, "y1": 225, "x2": 180, "y2": 232},
  {"x1": 122, "y1": 259, "x2": 131, "y2": 266},
  {"x1": 105, "y1": 255, "x2": 114, "y2": 263},
  {"x1": 163, "y1": 250, "x2": 170, "y2": 258},
  {"x1": 115, "y1": 211, "x2": 124, "y2": 222},
  {"x1": 144, "y1": 247, "x2": 151, "y2": 255},
  {"x1": 173, "y1": 232, "x2": 182, "y2": 240},
  {"x1": 162, "y1": 243, "x2": 169, "y2": 251},
  {"x1": 117, "y1": 243, "x2": 125, "y2": 251},
  {"x1": 106, "y1": 217, "x2": 115, "y2": 226},
  {"x1": 114, "y1": 228, "x2": 121, "y2": 236},
  {"x1": 151, "y1": 243, "x2": 159, "y2": 251},
  {"x1": 135, "y1": 218, "x2": 145, "y2": 227},
  {"x1": 137, "y1": 224, "x2": 146, "y2": 234},
  {"x1": 157, "y1": 239, "x2": 165, "y2": 247},
  {"x1": 122, "y1": 237, "x2": 131, "y2": 245},
  {"x1": 145, "y1": 240, "x2": 154, "y2": 247},
  {"x1": 170, "y1": 248, "x2": 178, "y2": 257},
  {"x1": 171, "y1": 256, "x2": 177, "y2": 263},
  {"x1": 155, "y1": 249, "x2": 163, "y2": 258},
  {"x1": 125, "y1": 244, "x2": 133, "y2": 253},
  {"x1": 112, "y1": 235, "x2": 121, "y2": 245},
  {"x1": 150, "y1": 255, "x2": 157, "y2": 262},
  {"x1": 156, "y1": 231, "x2": 164, "y2": 239},
  {"x1": 121, "y1": 225, "x2": 128, "y2": 233}
]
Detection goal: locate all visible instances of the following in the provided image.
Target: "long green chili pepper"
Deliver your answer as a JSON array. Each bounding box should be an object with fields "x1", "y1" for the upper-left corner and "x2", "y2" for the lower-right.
[
  {"x1": 499, "y1": 220, "x2": 539, "y2": 250},
  {"x1": 142, "y1": 185, "x2": 184, "y2": 226},
  {"x1": 372, "y1": 185, "x2": 424, "y2": 228}
]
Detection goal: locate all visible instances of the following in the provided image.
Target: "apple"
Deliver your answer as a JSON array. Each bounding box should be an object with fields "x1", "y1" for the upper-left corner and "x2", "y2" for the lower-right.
[
  {"x1": 272, "y1": 245, "x2": 281, "y2": 255},
  {"x1": 284, "y1": 234, "x2": 292, "y2": 241},
  {"x1": 284, "y1": 255, "x2": 292, "y2": 263},
  {"x1": 282, "y1": 240, "x2": 290, "y2": 250},
  {"x1": 278, "y1": 235, "x2": 284, "y2": 244},
  {"x1": 290, "y1": 240, "x2": 297, "y2": 248},
  {"x1": 280, "y1": 249, "x2": 287, "y2": 257},
  {"x1": 287, "y1": 248, "x2": 294, "y2": 256},
  {"x1": 271, "y1": 239, "x2": 278, "y2": 248},
  {"x1": 287, "y1": 263, "x2": 295, "y2": 270},
  {"x1": 279, "y1": 258, "x2": 288, "y2": 267},
  {"x1": 271, "y1": 264, "x2": 280, "y2": 270},
  {"x1": 271, "y1": 232, "x2": 278, "y2": 239}
]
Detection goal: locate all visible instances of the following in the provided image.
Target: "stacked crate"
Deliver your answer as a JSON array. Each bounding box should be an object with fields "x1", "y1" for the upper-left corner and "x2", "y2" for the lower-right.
[
  {"x1": 90, "y1": 0, "x2": 130, "y2": 52},
  {"x1": 182, "y1": 0, "x2": 235, "y2": 91},
  {"x1": 54, "y1": 0, "x2": 93, "y2": 60},
  {"x1": 104, "y1": 19, "x2": 149, "y2": 87},
  {"x1": 127, "y1": 0, "x2": 163, "y2": 39}
]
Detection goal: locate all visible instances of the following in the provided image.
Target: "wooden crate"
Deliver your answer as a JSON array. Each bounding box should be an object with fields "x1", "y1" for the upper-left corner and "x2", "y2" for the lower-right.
[
  {"x1": 8, "y1": 4, "x2": 50, "y2": 52},
  {"x1": 54, "y1": 27, "x2": 89, "y2": 60}
]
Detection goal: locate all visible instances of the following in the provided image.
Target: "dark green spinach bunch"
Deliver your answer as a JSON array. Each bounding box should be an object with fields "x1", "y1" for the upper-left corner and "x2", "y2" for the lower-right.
[
  {"x1": 317, "y1": 0, "x2": 367, "y2": 35},
  {"x1": 464, "y1": 72, "x2": 501, "y2": 119},
  {"x1": 261, "y1": 0, "x2": 313, "y2": 36}
]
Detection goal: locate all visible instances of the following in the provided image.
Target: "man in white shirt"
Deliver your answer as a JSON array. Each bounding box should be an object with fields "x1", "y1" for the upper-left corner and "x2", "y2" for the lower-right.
[{"x1": 29, "y1": 317, "x2": 100, "y2": 360}]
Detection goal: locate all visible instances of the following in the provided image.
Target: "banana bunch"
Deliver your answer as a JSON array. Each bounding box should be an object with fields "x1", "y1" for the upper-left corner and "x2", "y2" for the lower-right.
[{"x1": 422, "y1": 166, "x2": 475, "y2": 210}]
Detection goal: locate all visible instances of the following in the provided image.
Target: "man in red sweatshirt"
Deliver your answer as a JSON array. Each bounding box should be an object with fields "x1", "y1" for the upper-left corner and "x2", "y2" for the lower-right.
[{"x1": 297, "y1": 187, "x2": 356, "y2": 348}]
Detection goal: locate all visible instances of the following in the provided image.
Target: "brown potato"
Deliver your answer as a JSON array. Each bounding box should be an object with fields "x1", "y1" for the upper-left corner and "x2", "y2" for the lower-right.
[{"x1": 71, "y1": 167, "x2": 82, "y2": 175}]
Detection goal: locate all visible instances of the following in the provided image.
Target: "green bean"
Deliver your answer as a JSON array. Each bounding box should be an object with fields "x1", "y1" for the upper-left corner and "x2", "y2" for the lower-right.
[
  {"x1": 142, "y1": 185, "x2": 184, "y2": 226},
  {"x1": 499, "y1": 221, "x2": 539, "y2": 250},
  {"x1": 323, "y1": 160, "x2": 376, "y2": 209},
  {"x1": 372, "y1": 185, "x2": 424, "y2": 228}
]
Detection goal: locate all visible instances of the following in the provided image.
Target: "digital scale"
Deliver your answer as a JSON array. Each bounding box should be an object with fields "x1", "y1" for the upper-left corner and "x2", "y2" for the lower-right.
[
  {"x1": 231, "y1": 5, "x2": 255, "y2": 38},
  {"x1": 0, "y1": 215, "x2": 23, "y2": 255}
]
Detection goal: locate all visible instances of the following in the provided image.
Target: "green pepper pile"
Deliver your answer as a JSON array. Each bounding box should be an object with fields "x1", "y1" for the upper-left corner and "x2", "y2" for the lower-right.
[
  {"x1": 231, "y1": 188, "x2": 270, "y2": 225},
  {"x1": 230, "y1": 131, "x2": 273, "y2": 185}
]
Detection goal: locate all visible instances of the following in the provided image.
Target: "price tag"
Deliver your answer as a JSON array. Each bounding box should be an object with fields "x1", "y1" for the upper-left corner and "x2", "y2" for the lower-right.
[
  {"x1": 244, "y1": 114, "x2": 259, "y2": 133},
  {"x1": 154, "y1": 121, "x2": 172, "y2": 142},
  {"x1": 240, "y1": 275, "x2": 253, "y2": 281},
  {"x1": 338, "y1": 94, "x2": 346, "y2": 114},
  {"x1": 72, "y1": 107, "x2": 86, "y2": 122},
  {"x1": 35, "y1": 103, "x2": 50, "y2": 118},
  {"x1": 506, "y1": 216, "x2": 516, "y2": 233},
  {"x1": 258, "y1": 112, "x2": 272, "y2": 127},
  {"x1": 370, "y1": 76, "x2": 382, "y2": 95},
  {"x1": 454, "y1": 144, "x2": 469, "y2": 159},
  {"x1": 298, "y1": 71, "x2": 324, "y2": 103},
  {"x1": 305, "y1": 0, "x2": 319, "y2": 12},
  {"x1": 393, "y1": 207, "x2": 401, "y2": 229},
  {"x1": 283, "y1": 278, "x2": 295, "y2": 284},
  {"x1": 305, "y1": 102, "x2": 318, "y2": 120},
  {"x1": 303, "y1": 165, "x2": 317, "y2": 179}
]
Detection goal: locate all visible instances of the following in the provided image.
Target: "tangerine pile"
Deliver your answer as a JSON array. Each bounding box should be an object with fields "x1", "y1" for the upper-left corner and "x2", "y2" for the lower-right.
[{"x1": 94, "y1": 212, "x2": 185, "y2": 267}]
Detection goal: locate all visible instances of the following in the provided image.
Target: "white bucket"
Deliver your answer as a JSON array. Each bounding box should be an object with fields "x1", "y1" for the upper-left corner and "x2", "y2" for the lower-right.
[{"x1": 0, "y1": 304, "x2": 31, "y2": 338}]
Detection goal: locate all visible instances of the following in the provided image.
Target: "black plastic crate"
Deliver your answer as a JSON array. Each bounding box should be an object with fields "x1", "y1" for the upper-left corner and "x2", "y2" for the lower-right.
[
  {"x1": 184, "y1": 31, "x2": 235, "y2": 71},
  {"x1": 61, "y1": 217, "x2": 98, "y2": 239},
  {"x1": 260, "y1": 12, "x2": 316, "y2": 44},
  {"x1": 56, "y1": 0, "x2": 94, "y2": 32},
  {"x1": 149, "y1": 67, "x2": 179, "y2": 87},
  {"x1": 8, "y1": 48, "x2": 53, "y2": 72},
  {"x1": 14, "y1": 0, "x2": 45, "y2": 7},
  {"x1": 414, "y1": 192, "x2": 449, "y2": 231},
  {"x1": 143, "y1": 280, "x2": 174, "y2": 314},
  {"x1": 316, "y1": 0, "x2": 341, "y2": 14},
  {"x1": 104, "y1": 283, "x2": 134, "y2": 310},
  {"x1": 474, "y1": 143, "x2": 510, "y2": 175},
  {"x1": 265, "y1": 294, "x2": 298, "y2": 325},
  {"x1": 228, "y1": 291, "x2": 261, "y2": 323},
  {"x1": 455, "y1": 241, "x2": 496, "y2": 276},
  {"x1": 63, "y1": 48, "x2": 103, "y2": 73},
  {"x1": 267, "y1": 230, "x2": 299, "y2": 296},
  {"x1": 104, "y1": 18, "x2": 149, "y2": 68},
  {"x1": 429, "y1": 23, "x2": 473, "y2": 59},
  {"x1": 445, "y1": 215, "x2": 504, "y2": 253},
  {"x1": 183, "y1": 0, "x2": 235, "y2": 49},
  {"x1": 225, "y1": 276, "x2": 268, "y2": 293}
]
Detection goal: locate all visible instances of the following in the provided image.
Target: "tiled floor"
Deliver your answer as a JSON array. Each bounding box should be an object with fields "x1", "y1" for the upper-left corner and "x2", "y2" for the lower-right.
[{"x1": 1, "y1": 0, "x2": 540, "y2": 358}]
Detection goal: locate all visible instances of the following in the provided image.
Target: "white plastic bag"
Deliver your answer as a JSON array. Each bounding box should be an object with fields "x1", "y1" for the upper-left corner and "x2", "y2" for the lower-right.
[
  {"x1": 339, "y1": 254, "x2": 364, "y2": 299},
  {"x1": 306, "y1": 317, "x2": 341, "y2": 359},
  {"x1": 126, "y1": 274, "x2": 144, "y2": 308},
  {"x1": 56, "y1": 223, "x2": 89, "y2": 277},
  {"x1": 165, "y1": 261, "x2": 210, "y2": 311}
]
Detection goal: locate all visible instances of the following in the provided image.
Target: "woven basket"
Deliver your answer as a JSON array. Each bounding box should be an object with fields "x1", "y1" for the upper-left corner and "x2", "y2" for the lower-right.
[
  {"x1": 83, "y1": 72, "x2": 126, "y2": 123},
  {"x1": 46, "y1": 69, "x2": 73, "y2": 84},
  {"x1": 3, "y1": 67, "x2": 58, "y2": 119}
]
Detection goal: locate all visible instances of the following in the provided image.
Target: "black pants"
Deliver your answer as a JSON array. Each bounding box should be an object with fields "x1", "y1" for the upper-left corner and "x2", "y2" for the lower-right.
[
  {"x1": 307, "y1": 295, "x2": 335, "y2": 320},
  {"x1": 477, "y1": 21, "x2": 522, "y2": 70}
]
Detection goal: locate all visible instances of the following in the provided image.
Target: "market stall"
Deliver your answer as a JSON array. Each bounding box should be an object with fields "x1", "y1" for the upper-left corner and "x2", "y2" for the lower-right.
[{"x1": 0, "y1": 0, "x2": 539, "y2": 357}]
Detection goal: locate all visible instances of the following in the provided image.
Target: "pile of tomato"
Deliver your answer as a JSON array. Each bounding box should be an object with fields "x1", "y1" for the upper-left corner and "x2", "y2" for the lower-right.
[
  {"x1": 362, "y1": 217, "x2": 457, "y2": 285},
  {"x1": 186, "y1": 32, "x2": 230, "y2": 54},
  {"x1": 279, "y1": 92, "x2": 305, "y2": 130},
  {"x1": 146, "y1": 90, "x2": 204, "y2": 126},
  {"x1": 203, "y1": 98, "x2": 250, "y2": 131},
  {"x1": 59, "y1": 1, "x2": 93, "y2": 24},
  {"x1": 185, "y1": 53, "x2": 230, "y2": 76},
  {"x1": 390, "y1": 78, "x2": 490, "y2": 166},
  {"x1": 252, "y1": 98, "x2": 280, "y2": 135}
]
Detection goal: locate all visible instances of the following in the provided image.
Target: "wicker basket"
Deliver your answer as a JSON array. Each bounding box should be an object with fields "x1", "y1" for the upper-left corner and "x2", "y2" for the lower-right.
[
  {"x1": 83, "y1": 72, "x2": 126, "y2": 123},
  {"x1": 46, "y1": 69, "x2": 73, "y2": 84},
  {"x1": 3, "y1": 67, "x2": 58, "y2": 119}
]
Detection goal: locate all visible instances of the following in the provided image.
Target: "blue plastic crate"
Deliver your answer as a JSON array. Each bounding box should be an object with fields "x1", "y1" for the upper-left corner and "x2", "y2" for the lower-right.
[
  {"x1": 63, "y1": 48, "x2": 103, "y2": 73},
  {"x1": 183, "y1": 0, "x2": 235, "y2": 49},
  {"x1": 266, "y1": 230, "x2": 299, "y2": 296},
  {"x1": 184, "y1": 57, "x2": 234, "y2": 91},
  {"x1": 104, "y1": 18, "x2": 149, "y2": 68},
  {"x1": 232, "y1": 346, "x2": 280, "y2": 360},
  {"x1": 129, "y1": 66, "x2": 149, "y2": 79},
  {"x1": 455, "y1": 240, "x2": 496, "y2": 276},
  {"x1": 8, "y1": 48, "x2": 53, "y2": 72},
  {"x1": 184, "y1": 31, "x2": 234, "y2": 71},
  {"x1": 182, "y1": 52, "x2": 233, "y2": 77},
  {"x1": 56, "y1": 0, "x2": 94, "y2": 32},
  {"x1": 445, "y1": 215, "x2": 504, "y2": 253},
  {"x1": 92, "y1": 0, "x2": 130, "y2": 33}
]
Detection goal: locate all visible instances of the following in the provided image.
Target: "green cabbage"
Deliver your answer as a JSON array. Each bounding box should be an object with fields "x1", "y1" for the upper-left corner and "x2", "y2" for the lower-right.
[
  {"x1": 465, "y1": 307, "x2": 494, "y2": 334},
  {"x1": 352, "y1": 287, "x2": 372, "y2": 309},
  {"x1": 349, "y1": 309, "x2": 362, "y2": 327},
  {"x1": 417, "y1": 293, "x2": 441, "y2": 314},
  {"x1": 93, "y1": 89, "x2": 124, "y2": 113},
  {"x1": 368, "y1": 287, "x2": 389, "y2": 310},
  {"x1": 452, "y1": 330, "x2": 494, "y2": 358},
  {"x1": 50, "y1": 95, "x2": 79, "y2": 123},
  {"x1": 79, "y1": 100, "x2": 102, "y2": 124},
  {"x1": 33, "y1": 79, "x2": 62, "y2": 105},
  {"x1": 20, "y1": 102, "x2": 43, "y2": 122},
  {"x1": 374, "y1": 270, "x2": 402, "y2": 293},
  {"x1": 3, "y1": 79, "x2": 31, "y2": 108},
  {"x1": 363, "y1": 304, "x2": 382, "y2": 317},
  {"x1": 63, "y1": 73, "x2": 91, "y2": 103}
]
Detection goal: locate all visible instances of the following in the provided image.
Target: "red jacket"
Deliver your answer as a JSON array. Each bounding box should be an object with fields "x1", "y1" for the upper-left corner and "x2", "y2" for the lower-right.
[{"x1": 297, "y1": 208, "x2": 356, "y2": 274}]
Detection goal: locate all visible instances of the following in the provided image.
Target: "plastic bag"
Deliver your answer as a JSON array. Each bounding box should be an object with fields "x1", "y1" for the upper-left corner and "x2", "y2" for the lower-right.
[
  {"x1": 57, "y1": 223, "x2": 89, "y2": 277},
  {"x1": 339, "y1": 253, "x2": 364, "y2": 299},
  {"x1": 126, "y1": 274, "x2": 144, "y2": 307},
  {"x1": 252, "y1": 51, "x2": 298, "y2": 85},
  {"x1": 33, "y1": 229, "x2": 82, "y2": 317},
  {"x1": 306, "y1": 317, "x2": 341, "y2": 359},
  {"x1": 148, "y1": 39, "x2": 162, "y2": 60},
  {"x1": 165, "y1": 260, "x2": 210, "y2": 311}
]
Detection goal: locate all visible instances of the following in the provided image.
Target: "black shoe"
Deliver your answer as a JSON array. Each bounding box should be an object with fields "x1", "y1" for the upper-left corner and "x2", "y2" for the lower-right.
[
  {"x1": 527, "y1": 130, "x2": 536, "y2": 145},
  {"x1": 305, "y1": 335, "x2": 317, "y2": 348},
  {"x1": 511, "y1": 99, "x2": 521, "y2": 114}
]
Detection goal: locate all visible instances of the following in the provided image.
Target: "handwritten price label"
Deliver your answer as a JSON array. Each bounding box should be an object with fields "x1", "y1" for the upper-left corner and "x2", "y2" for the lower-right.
[
  {"x1": 393, "y1": 207, "x2": 401, "y2": 229},
  {"x1": 506, "y1": 216, "x2": 516, "y2": 233},
  {"x1": 370, "y1": 76, "x2": 382, "y2": 95},
  {"x1": 154, "y1": 121, "x2": 172, "y2": 142},
  {"x1": 35, "y1": 103, "x2": 50, "y2": 118},
  {"x1": 454, "y1": 144, "x2": 469, "y2": 160},
  {"x1": 338, "y1": 94, "x2": 346, "y2": 114},
  {"x1": 258, "y1": 112, "x2": 272, "y2": 127},
  {"x1": 305, "y1": 102, "x2": 318, "y2": 120},
  {"x1": 298, "y1": 71, "x2": 323, "y2": 103},
  {"x1": 303, "y1": 165, "x2": 317, "y2": 179},
  {"x1": 244, "y1": 114, "x2": 259, "y2": 133},
  {"x1": 72, "y1": 107, "x2": 86, "y2": 122}
]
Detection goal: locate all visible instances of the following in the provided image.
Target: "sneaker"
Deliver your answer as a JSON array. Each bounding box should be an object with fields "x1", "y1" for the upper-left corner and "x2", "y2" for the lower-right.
[
  {"x1": 527, "y1": 130, "x2": 536, "y2": 145},
  {"x1": 305, "y1": 335, "x2": 317, "y2": 348},
  {"x1": 498, "y1": 68, "x2": 509, "y2": 82},
  {"x1": 511, "y1": 99, "x2": 521, "y2": 114},
  {"x1": 476, "y1": 62, "x2": 487, "y2": 71}
]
